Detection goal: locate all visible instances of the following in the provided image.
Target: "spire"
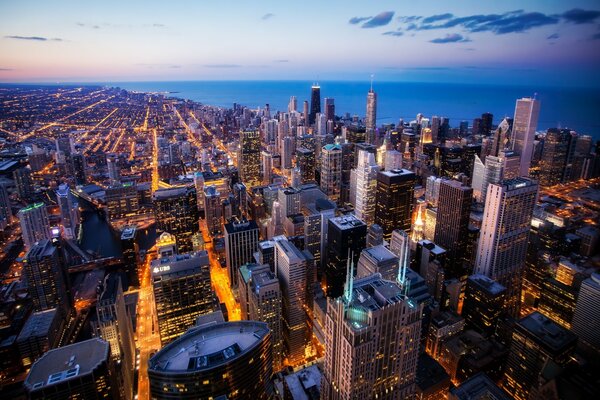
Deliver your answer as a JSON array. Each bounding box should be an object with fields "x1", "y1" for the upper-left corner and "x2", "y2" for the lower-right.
[
  {"x1": 396, "y1": 230, "x2": 410, "y2": 295},
  {"x1": 370, "y1": 74, "x2": 374, "y2": 92},
  {"x1": 344, "y1": 249, "x2": 354, "y2": 304}
]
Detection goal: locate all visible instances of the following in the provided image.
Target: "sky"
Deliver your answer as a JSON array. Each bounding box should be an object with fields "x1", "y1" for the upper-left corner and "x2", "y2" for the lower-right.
[{"x1": 0, "y1": 0, "x2": 599, "y2": 86}]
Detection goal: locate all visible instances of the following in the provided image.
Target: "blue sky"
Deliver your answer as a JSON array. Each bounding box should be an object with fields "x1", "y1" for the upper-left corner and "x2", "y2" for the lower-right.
[{"x1": 0, "y1": 0, "x2": 599, "y2": 86}]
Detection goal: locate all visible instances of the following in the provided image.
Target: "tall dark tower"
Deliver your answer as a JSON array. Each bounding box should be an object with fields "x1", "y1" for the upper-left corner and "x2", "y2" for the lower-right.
[
  {"x1": 309, "y1": 84, "x2": 321, "y2": 125},
  {"x1": 374, "y1": 169, "x2": 416, "y2": 241}
]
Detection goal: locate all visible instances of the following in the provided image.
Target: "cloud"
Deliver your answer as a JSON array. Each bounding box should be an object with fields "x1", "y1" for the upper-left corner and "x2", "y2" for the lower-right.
[
  {"x1": 562, "y1": 9, "x2": 600, "y2": 24},
  {"x1": 362, "y1": 11, "x2": 395, "y2": 28},
  {"x1": 383, "y1": 31, "x2": 404, "y2": 37},
  {"x1": 152, "y1": 23, "x2": 165, "y2": 28},
  {"x1": 5, "y1": 35, "x2": 48, "y2": 41},
  {"x1": 0, "y1": 68, "x2": 13, "y2": 71},
  {"x1": 203, "y1": 64, "x2": 242, "y2": 68},
  {"x1": 349, "y1": 16, "x2": 371, "y2": 25},
  {"x1": 261, "y1": 13, "x2": 274, "y2": 20},
  {"x1": 136, "y1": 63, "x2": 182, "y2": 69},
  {"x1": 397, "y1": 16, "x2": 422, "y2": 23},
  {"x1": 273, "y1": 59, "x2": 289, "y2": 63},
  {"x1": 547, "y1": 33, "x2": 560, "y2": 40},
  {"x1": 430, "y1": 33, "x2": 471, "y2": 43},
  {"x1": 422, "y1": 13, "x2": 454, "y2": 24}
]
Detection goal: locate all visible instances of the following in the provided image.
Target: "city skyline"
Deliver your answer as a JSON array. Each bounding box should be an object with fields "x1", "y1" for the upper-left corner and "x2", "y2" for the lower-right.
[{"x1": 0, "y1": 1, "x2": 599, "y2": 86}]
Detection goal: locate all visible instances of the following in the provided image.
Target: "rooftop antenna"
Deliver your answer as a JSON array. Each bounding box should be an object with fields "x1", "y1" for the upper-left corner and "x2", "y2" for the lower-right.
[
  {"x1": 396, "y1": 230, "x2": 410, "y2": 296},
  {"x1": 370, "y1": 74, "x2": 374, "y2": 92},
  {"x1": 533, "y1": 92, "x2": 538, "y2": 100},
  {"x1": 343, "y1": 249, "x2": 354, "y2": 304}
]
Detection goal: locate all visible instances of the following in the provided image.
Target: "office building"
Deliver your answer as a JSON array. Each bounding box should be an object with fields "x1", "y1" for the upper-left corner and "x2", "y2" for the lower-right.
[
  {"x1": 462, "y1": 274, "x2": 506, "y2": 337},
  {"x1": 275, "y1": 238, "x2": 313, "y2": 365},
  {"x1": 121, "y1": 226, "x2": 140, "y2": 287},
  {"x1": 375, "y1": 169, "x2": 416, "y2": 241},
  {"x1": 321, "y1": 273, "x2": 422, "y2": 399},
  {"x1": 367, "y1": 223, "x2": 384, "y2": 247},
  {"x1": 151, "y1": 251, "x2": 217, "y2": 345},
  {"x1": 105, "y1": 182, "x2": 139, "y2": 221},
  {"x1": 511, "y1": 97, "x2": 540, "y2": 176},
  {"x1": 296, "y1": 147, "x2": 315, "y2": 183},
  {"x1": 474, "y1": 178, "x2": 537, "y2": 316},
  {"x1": 153, "y1": 185, "x2": 199, "y2": 253},
  {"x1": 18, "y1": 202, "x2": 51, "y2": 249},
  {"x1": 320, "y1": 144, "x2": 342, "y2": 203},
  {"x1": 0, "y1": 183, "x2": 11, "y2": 227},
  {"x1": 425, "y1": 311, "x2": 465, "y2": 360},
  {"x1": 571, "y1": 272, "x2": 600, "y2": 352},
  {"x1": 148, "y1": 321, "x2": 273, "y2": 399},
  {"x1": 324, "y1": 97, "x2": 335, "y2": 123},
  {"x1": 56, "y1": 183, "x2": 78, "y2": 239},
  {"x1": 239, "y1": 263, "x2": 283, "y2": 370},
  {"x1": 106, "y1": 153, "x2": 120, "y2": 185},
  {"x1": 350, "y1": 149, "x2": 379, "y2": 225},
  {"x1": 71, "y1": 152, "x2": 87, "y2": 185},
  {"x1": 309, "y1": 84, "x2": 321, "y2": 125},
  {"x1": 13, "y1": 167, "x2": 35, "y2": 200},
  {"x1": 449, "y1": 372, "x2": 511, "y2": 400},
  {"x1": 324, "y1": 214, "x2": 367, "y2": 298},
  {"x1": 303, "y1": 199, "x2": 336, "y2": 272},
  {"x1": 356, "y1": 245, "x2": 398, "y2": 281},
  {"x1": 204, "y1": 185, "x2": 223, "y2": 237},
  {"x1": 224, "y1": 218, "x2": 259, "y2": 288},
  {"x1": 366, "y1": 87, "x2": 377, "y2": 143},
  {"x1": 96, "y1": 273, "x2": 135, "y2": 400},
  {"x1": 538, "y1": 128, "x2": 575, "y2": 187},
  {"x1": 23, "y1": 239, "x2": 69, "y2": 313},
  {"x1": 434, "y1": 180, "x2": 473, "y2": 279},
  {"x1": 16, "y1": 308, "x2": 63, "y2": 368},
  {"x1": 24, "y1": 338, "x2": 119, "y2": 400},
  {"x1": 503, "y1": 312, "x2": 577, "y2": 400},
  {"x1": 238, "y1": 129, "x2": 262, "y2": 187}
]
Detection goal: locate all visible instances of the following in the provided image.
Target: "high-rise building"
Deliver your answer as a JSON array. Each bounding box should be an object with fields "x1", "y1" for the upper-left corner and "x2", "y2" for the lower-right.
[
  {"x1": 350, "y1": 149, "x2": 379, "y2": 225},
  {"x1": 511, "y1": 97, "x2": 540, "y2": 176},
  {"x1": 571, "y1": 272, "x2": 600, "y2": 352},
  {"x1": 96, "y1": 274, "x2": 135, "y2": 400},
  {"x1": 309, "y1": 84, "x2": 321, "y2": 125},
  {"x1": 324, "y1": 214, "x2": 367, "y2": 298},
  {"x1": 275, "y1": 238, "x2": 313, "y2": 365},
  {"x1": 121, "y1": 226, "x2": 140, "y2": 287},
  {"x1": 24, "y1": 338, "x2": 119, "y2": 400},
  {"x1": 224, "y1": 218, "x2": 259, "y2": 288},
  {"x1": 303, "y1": 199, "x2": 336, "y2": 273},
  {"x1": 238, "y1": 129, "x2": 262, "y2": 187},
  {"x1": 23, "y1": 239, "x2": 70, "y2": 315},
  {"x1": 19, "y1": 202, "x2": 51, "y2": 249},
  {"x1": 320, "y1": 144, "x2": 342, "y2": 203},
  {"x1": 356, "y1": 245, "x2": 398, "y2": 281},
  {"x1": 324, "y1": 97, "x2": 335, "y2": 123},
  {"x1": 434, "y1": 180, "x2": 473, "y2": 279},
  {"x1": 204, "y1": 185, "x2": 223, "y2": 237},
  {"x1": 296, "y1": 147, "x2": 315, "y2": 183},
  {"x1": 71, "y1": 152, "x2": 86, "y2": 185},
  {"x1": 462, "y1": 274, "x2": 506, "y2": 337},
  {"x1": 151, "y1": 251, "x2": 217, "y2": 345},
  {"x1": 13, "y1": 167, "x2": 35, "y2": 200},
  {"x1": 56, "y1": 183, "x2": 78, "y2": 240},
  {"x1": 374, "y1": 169, "x2": 416, "y2": 241},
  {"x1": 289, "y1": 95, "x2": 297, "y2": 112},
  {"x1": 106, "y1": 153, "x2": 120, "y2": 185},
  {"x1": 153, "y1": 185, "x2": 199, "y2": 253},
  {"x1": 474, "y1": 178, "x2": 537, "y2": 316},
  {"x1": 321, "y1": 273, "x2": 422, "y2": 399},
  {"x1": 0, "y1": 183, "x2": 11, "y2": 228},
  {"x1": 503, "y1": 312, "x2": 577, "y2": 400},
  {"x1": 105, "y1": 182, "x2": 139, "y2": 221},
  {"x1": 538, "y1": 128, "x2": 575, "y2": 187},
  {"x1": 148, "y1": 321, "x2": 273, "y2": 399},
  {"x1": 239, "y1": 263, "x2": 283, "y2": 370},
  {"x1": 365, "y1": 87, "x2": 377, "y2": 143}
]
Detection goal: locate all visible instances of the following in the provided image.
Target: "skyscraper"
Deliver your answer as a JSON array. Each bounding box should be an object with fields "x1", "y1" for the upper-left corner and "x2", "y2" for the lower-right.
[
  {"x1": 96, "y1": 274, "x2": 135, "y2": 400},
  {"x1": 309, "y1": 84, "x2": 321, "y2": 125},
  {"x1": 24, "y1": 338, "x2": 119, "y2": 400},
  {"x1": 56, "y1": 183, "x2": 78, "y2": 239},
  {"x1": 350, "y1": 149, "x2": 379, "y2": 225},
  {"x1": 571, "y1": 272, "x2": 600, "y2": 352},
  {"x1": 275, "y1": 238, "x2": 312, "y2": 365},
  {"x1": 224, "y1": 218, "x2": 259, "y2": 288},
  {"x1": 106, "y1": 153, "x2": 120, "y2": 185},
  {"x1": 204, "y1": 185, "x2": 223, "y2": 237},
  {"x1": 462, "y1": 274, "x2": 506, "y2": 337},
  {"x1": 324, "y1": 97, "x2": 335, "y2": 123},
  {"x1": 434, "y1": 179, "x2": 473, "y2": 279},
  {"x1": 148, "y1": 321, "x2": 273, "y2": 399},
  {"x1": 18, "y1": 202, "x2": 51, "y2": 249},
  {"x1": 13, "y1": 167, "x2": 35, "y2": 200},
  {"x1": 365, "y1": 87, "x2": 377, "y2": 144},
  {"x1": 153, "y1": 185, "x2": 199, "y2": 253},
  {"x1": 238, "y1": 129, "x2": 262, "y2": 187},
  {"x1": 23, "y1": 239, "x2": 70, "y2": 313},
  {"x1": 151, "y1": 251, "x2": 217, "y2": 345},
  {"x1": 475, "y1": 178, "x2": 538, "y2": 316},
  {"x1": 374, "y1": 169, "x2": 416, "y2": 241},
  {"x1": 296, "y1": 147, "x2": 315, "y2": 183},
  {"x1": 503, "y1": 312, "x2": 577, "y2": 400},
  {"x1": 121, "y1": 226, "x2": 140, "y2": 287},
  {"x1": 321, "y1": 273, "x2": 422, "y2": 399},
  {"x1": 320, "y1": 144, "x2": 342, "y2": 203},
  {"x1": 324, "y1": 214, "x2": 367, "y2": 298},
  {"x1": 0, "y1": 183, "x2": 11, "y2": 227},
  {"x1": 511, "y1": 97, "x2": 540, "y2": 176},
  {"x1": 538, "y1": 128, "x2": 574, "y2": 187}
]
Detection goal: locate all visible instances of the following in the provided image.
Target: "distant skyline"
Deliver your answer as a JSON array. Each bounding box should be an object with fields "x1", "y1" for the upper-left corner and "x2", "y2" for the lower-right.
[{"x1": 1, "y1": 0, "x2": 600, "y2": 86}]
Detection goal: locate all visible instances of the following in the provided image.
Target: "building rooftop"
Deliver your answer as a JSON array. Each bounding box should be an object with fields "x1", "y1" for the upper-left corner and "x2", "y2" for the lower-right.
[
  {"x1": 17, "y1": 308, "x2": 57, "y2": 342},
  {"x1": 148, "y1": 321, "x2": 269, "y2": 373},
  {"x1": 468, "y1": 274, "x2": 506, "y2": 296},
  {"x1": 379, "y1": 168, "x2": 415, "y2": 178},
  {"x1": 224, "y1": 218, "x2": 258, "y2": 233},
  {"x1": 450, "y1": 372, "x2": 510, "y2": 400},
  {"x1": 151, "y1": 251, "x2": 209, "y2": 278},
  {"x1": 330, "y1": 214, "x2": 366, "y2": 230},
  {"x1": 152, "y1": 185, "x2": 193, "y2": 200},
  {"x1": 518, "y1": 312, "x2": 578, "y2": 353},
  {"x1": 362, "y1": 245, "x2": 397, "y2": 263},
  {"x1": 25, "y1": 239, "x2": 56, "y2": 260},
  {"x1": 121, "y1": 226, "x2": 136, "y2": 240},
  {"x1": 24, "y1": 338, "x2": 110, "y2": 391},
  {"x1": 283, "y1": 364, "x2": 322, "y2": 400}
]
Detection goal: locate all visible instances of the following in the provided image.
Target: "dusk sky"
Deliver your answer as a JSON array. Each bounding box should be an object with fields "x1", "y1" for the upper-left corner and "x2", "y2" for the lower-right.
[{"x1": 1, "y1": 0, "x2": 599, "y2": 86}]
